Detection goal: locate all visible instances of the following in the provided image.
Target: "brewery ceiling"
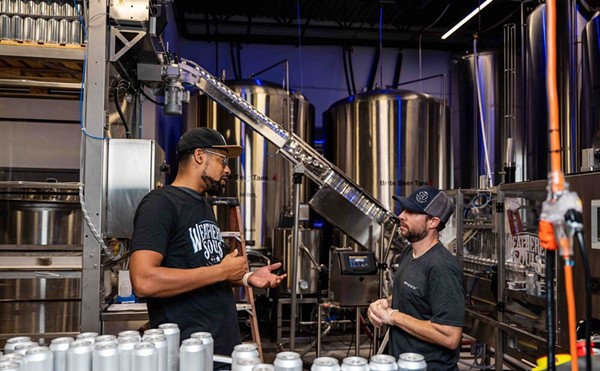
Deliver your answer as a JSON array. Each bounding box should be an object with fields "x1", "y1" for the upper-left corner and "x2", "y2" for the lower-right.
[{"x1": 172, "y1": 0, "x2": 531, "y2": 51}]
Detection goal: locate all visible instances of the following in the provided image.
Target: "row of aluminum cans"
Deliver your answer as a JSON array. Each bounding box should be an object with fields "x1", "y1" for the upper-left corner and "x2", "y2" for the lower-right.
[
  {"x1": 230, "y1": 349, "x2": 426, "y2": 371},
  {"x1": 0, "y1": 15, "x2": 83, "y2": 44},
  {"x1": 0, "y1": 0, "x2": 82, "y2": 18}
]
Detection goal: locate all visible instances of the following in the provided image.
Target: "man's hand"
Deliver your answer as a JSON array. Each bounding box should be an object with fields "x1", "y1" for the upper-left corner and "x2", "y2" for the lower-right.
[
  {"x1": 221, "y1": 249, "x2": 248, "y2": 282},
  {"x1": 247, "y1": 262, "x2": 287, "y2": 289},
  {"x1": 368, "y1": 298, "x2": 397, "y2": 327}
]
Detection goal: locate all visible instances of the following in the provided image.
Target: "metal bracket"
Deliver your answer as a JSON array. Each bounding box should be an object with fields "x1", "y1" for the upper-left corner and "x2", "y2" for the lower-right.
[
  {"x1": 109, "y1": 27, "x2": 147, "y2": 62},
  {"x1": 496, "y1": 301, "x2": 505, "y2": 312},
  {"x1": 496, "y1": 202, "x2": 504, "y2": 213}
]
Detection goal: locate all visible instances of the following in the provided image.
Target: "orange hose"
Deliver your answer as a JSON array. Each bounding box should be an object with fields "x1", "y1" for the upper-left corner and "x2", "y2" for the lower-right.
[
  {"x1": 546, "y1": 0, "x2": 564, "y2": 193},
  {"x1": 563, "y1": 261, "x2": 579, "y2": 371}
]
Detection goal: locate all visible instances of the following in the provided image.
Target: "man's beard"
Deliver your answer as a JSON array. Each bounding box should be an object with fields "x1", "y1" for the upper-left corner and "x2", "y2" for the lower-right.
[
  {"x1": 201, "y1": 170, "x2": 227, "y2": 196},
  {"x1": 401, "y1": 223, "x2": 428, "y2": 243}
]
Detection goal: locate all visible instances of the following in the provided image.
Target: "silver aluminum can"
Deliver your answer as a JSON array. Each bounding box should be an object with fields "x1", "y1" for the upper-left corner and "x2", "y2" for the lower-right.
[
  {"x1": 0, "y1": 354, "x2": 24, "y2": 369},
  {"x1": 57, "y1": 17, "x2": 67, "y2": 44},
  {"x1": 179, "y1": 339, "x2": 205, "y2": 371},
  {"x1": 94, "y1": 335, "x2": 117, "y2": 347},
  {"x1": 61, "y1": 0, "x2": 72, "y2": 16},
  {"x1": 190, "y1": 332, "x2": 213, "y2": 371},
  {"x1": 37, "y1": 0, "x2": 47, "y2": 16},
  {"x1": 234, "y1": 358, "x2": 261, "y2": 371},
  {"x1": 46, "y1": 17, "x2": 58, "y2": 43},
  {"x1": 0, "y1": 15, "x2": 10, "y2": 40},
  {"x1": 48, "y1": 0, "x2": 60, "y2": 16},
  {"x1": 158, "y1": 323, "x2": 180, "y2": 371},
  {"x1": 311, "y1": 357, "x2": 340, "y2": 371},
  {"x1": 0, "y1": 0, "x2": 12, "y2": 13},
  {"x1": 76, "y1": 332, "x2": 98, "y2": 345},
  {"x1": 50, "y1": 337, "x2": 74, "y2": 371},
  {"x1": 369, "y1": 355, "x2": 398, "y2": 371},
  {"x1": 253, "y1": 363, "x2": 275, "y2": 371},
  {"x1": 13, "y1": 342, "x2": 36, "y2": 356},
  {"x1": 92, "y1": 342, "x2": 119, "y2": 371},
  {"x1": 11, "y1": 15, "x2": 22, "y2": 41},
  {"x1": 132, "y1": 342, "x2": 157, "y2": 371},
  {"x1": 232, "y1": 343, "x2": 259, "y2": 364},
  {"x1": 144, "y1": 334, "x2": 168, "y2": 371},
  {"x1": 24, "y1": 346, "x2": 53, "y2": 371},
  {"x1": 11, "y1": 0, "x2": 22, "y2": 14},
  {"x1": 273, "y1": 351, "x2": 302, "y2": 371},
  {"x1": 118, "y1": 336, "x2": 139, "y2": 371},
  {"x1": 23, "y1": 0, "x2": 36, "y2": 14},
  {"x1": 142, "y1": 329, "x2": 164, "y2": 340},
  {"x1": 35, "y1": 17, "x2": 46, "y2": 42},
  {"x1": 397, "y1": 353, "x2": 426, "y2": 371},
  {"x1": 4, "y1": 337, "x2": 31, "y2": 355},
  {"x1": 118, "y1": 330, "x2": 142, "y2": 342},
  {"x1": 0, "y1": 362, "x2": 19, "y2": 371},
  {"x1": 340, "y1": 357, "x2": 369, "y2": 371},
  {"x1": 22, "y1": 16, "x2": 33, "y2": 41},
  {"x1": 66, "y1": 340, "x2": 93, "y2": 371}
]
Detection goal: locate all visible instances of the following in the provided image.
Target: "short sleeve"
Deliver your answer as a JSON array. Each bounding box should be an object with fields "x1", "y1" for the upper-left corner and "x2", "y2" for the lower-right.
[
  {"x1": 428, "y1": 266, "x2": 465, "y2": 327},
  {"x1": 131, "y1": 192, "x2": 176, "y2": 256}
]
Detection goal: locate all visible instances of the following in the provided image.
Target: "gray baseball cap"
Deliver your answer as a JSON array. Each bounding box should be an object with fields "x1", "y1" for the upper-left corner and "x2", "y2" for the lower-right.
[{"x1": 392, "y1": 185, "x2": 454, "y2": 223}]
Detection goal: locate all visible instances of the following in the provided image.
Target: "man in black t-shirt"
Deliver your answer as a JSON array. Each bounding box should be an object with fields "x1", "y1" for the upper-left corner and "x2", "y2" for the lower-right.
[
  {"x1": 130, "y1": 127, "x2": 286, "y2": 357},
  {"x1": 367, "y1": 186, "x2": 464, "y2": 371}
]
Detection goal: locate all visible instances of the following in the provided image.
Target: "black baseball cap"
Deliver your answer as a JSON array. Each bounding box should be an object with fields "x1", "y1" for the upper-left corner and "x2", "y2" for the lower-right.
[
  {"x1": 177, "y1": 127, "x2": 242, "y2": 158},
  {"x1": 392, "y1": 185, "x2": 454, "y2": 223}
]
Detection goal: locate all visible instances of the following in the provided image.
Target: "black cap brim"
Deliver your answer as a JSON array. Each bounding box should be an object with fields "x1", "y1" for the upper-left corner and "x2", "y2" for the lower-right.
[
  {"x1": 392, "y1": 195, "x2": 427, "y2": 214},
  {"x1": 213, "y1": 145, "x2": 242, "y2": 158}
]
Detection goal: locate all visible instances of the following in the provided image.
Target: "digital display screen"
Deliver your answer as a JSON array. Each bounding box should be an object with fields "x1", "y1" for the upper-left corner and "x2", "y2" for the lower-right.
[{"x1": 348, "y1": 255, "x2": 369, "y2": 268}]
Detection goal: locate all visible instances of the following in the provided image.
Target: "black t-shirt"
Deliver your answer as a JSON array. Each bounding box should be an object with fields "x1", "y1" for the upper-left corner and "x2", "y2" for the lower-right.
[
  {"x1": 389, "y1": 242, "x2": 465, "y2": 371},
  {"x1": 131, "y1": 185, "x2": 241, "y2": 355}
]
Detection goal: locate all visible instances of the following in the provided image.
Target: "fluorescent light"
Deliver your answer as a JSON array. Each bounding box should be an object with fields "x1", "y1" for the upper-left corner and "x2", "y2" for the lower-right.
[{"x1": 441, "y1": 0, "x2": 494, "y2": 40}]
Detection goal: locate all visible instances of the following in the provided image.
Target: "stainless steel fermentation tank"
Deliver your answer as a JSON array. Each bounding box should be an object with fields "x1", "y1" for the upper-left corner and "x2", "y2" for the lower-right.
[
  {"x1": 0, "y1": 182, "x2": 82, "y2": 348},
  {"x1": 191, "y1": 79, "x2": 315, "y2": 251},
  {"x1": 581, "y1": 12, "x2": 600, "y2": 148},
  {"x1": 323, "y1": 89, "x2": 450, "y2": 214}
]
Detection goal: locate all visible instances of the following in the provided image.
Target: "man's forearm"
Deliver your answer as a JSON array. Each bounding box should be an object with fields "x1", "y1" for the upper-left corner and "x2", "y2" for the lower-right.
[{"x1": 389, "y1": 311, "x2": 461, "y2": 350}]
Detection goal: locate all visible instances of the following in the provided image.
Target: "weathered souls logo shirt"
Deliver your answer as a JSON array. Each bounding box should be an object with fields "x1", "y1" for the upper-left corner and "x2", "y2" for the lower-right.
[{"x1": 188, "y1": 221, "x2": 225, "y2": 264}]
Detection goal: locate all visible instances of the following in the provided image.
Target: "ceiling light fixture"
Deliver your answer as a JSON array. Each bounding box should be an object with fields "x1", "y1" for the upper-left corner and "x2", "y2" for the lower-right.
[{"x1": 441, "y1": 0, "x2": 494, "y2": 40}]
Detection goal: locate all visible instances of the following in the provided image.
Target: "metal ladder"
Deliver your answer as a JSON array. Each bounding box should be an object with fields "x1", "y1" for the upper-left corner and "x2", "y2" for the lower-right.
[{"x1": 206, "y1": 197, "x2": 263, "y2": 361}]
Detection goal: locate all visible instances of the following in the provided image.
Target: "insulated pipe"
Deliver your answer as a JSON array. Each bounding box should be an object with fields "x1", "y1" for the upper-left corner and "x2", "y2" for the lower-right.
[{"x1": 289, "y1": 166, "x2": 304, "y2": 351}]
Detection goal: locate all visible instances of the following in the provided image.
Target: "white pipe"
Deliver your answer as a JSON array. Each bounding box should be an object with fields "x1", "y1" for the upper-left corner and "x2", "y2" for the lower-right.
[{"x1": 473, "y1": 38, "x2": 494, "y2": 188}]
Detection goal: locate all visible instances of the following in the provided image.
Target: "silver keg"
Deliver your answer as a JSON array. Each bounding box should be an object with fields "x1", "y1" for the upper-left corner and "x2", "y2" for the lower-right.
[
  {"x1": 132, "y1": 342, "x2": 158, "y2": 371},
  {"x1": 11, "y1": 0, "x2": 22, "y2": 14},
  {"x1": 340, "y1": 357, "x2": 369, "y2": 371},
  {"x1": 69, "y1": 19, "x2": 81, "y2": 44},
  {"x1": 34, "y1": 17, "x2": 46, "y2": 42},
  {"x1": 47, "y1": 17, "x2": 58, "y2": 43},
  {"x1": 397, "y1": 353, "x2": 426, "y2": 371},
  {"x1": 58, "y1": 17, "x2": 68, "y2": 44},
  {"x1": 179, "y1": 339, "x2": 206, "y2": 371},
  {"x1": 369, "y1": 355, "x2": 398, "y2": 371},
  {"x1": 0, "y1": 0, "x2": 12, "y2": 13},
  {"x1": 24, "y1": 346, "x2": 53, "y2": 371},
  {"x1": 49, "y1": 0, "x2": 60, "y2": 16},
  {"x1": 61, "y1": 0, "x2": 73, "y2": 16},
  {"x1": 311, "y1": 357, "x2": 340, "y2": 371},
  {"x1": 23, "y1": 0, "x2": 36, "y2": 14},
  {"x1": 190, "y1": 332, "x2": 213, "y2": 371},
  {"x1": 92, "y1": 342, "x2": 119, "y2": 371},
  {"x1": 158, "y1": 323, "x2": 180, "y2": 371},
  {"x1": 274, "y1": 351, "x2": 302, "y2": 371},
  {"x1": 66, "y1": 340, "x2": 93, "y2": 371},
  {"x1": 50, "y1": 337, "x2": 74, "y2": 371},
  {"x1": 37, "y1": 0, "x2": 47, "y2": 15}
]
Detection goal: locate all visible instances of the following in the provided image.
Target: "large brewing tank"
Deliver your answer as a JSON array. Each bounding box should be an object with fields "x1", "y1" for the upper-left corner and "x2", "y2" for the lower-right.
[
  {"x1": 323, "y1": 89, "x2": 450, "y2": 215},
  {"x1": 451, "y1": 51, "x2": 505, "y2": 187},
  {"x1": 192, "y1": 79, "x2": 315, "y2": 251},
  {"x1": 581, "y1": 12, "x2": 600, "y2": 148}
]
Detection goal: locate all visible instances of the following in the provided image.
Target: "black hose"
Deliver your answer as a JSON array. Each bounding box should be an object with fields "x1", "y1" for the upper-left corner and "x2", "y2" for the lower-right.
[
  {"x1": 546, "y1": 250, "x2": 556, "y2": 371},
  {"x1": 347, "y1": 47, "x2": 357, "y2": 95},
  {"x1": 342, "y1": 47, "x2": 353, "y2": 97},
  {"x1": 576, "y1": 231, "x2": 592, "y2": 371},
  {"x1": 229, "y1": 43, "x2": 239, "y2": 80},
  {"x1": 113, "y1": 86, "x2": 131, "y2": 138},
  {"x1": 139, "y1": 85, "x2": 165, "y2": 106}
]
